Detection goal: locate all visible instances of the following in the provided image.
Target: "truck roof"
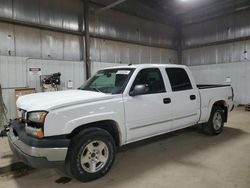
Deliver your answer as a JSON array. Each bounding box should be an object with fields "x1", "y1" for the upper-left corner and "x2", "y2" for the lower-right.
[{"x1": 102, "y1": 64, "x2": 187, "y2": 70}]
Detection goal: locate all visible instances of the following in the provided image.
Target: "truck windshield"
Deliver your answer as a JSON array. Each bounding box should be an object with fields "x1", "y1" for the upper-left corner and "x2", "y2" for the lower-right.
[{"x1": 79, "y1": 68, "x2": 134, "y2": 94}]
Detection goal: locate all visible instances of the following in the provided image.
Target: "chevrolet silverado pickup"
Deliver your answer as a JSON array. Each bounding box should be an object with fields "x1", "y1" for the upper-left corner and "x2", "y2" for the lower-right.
[{"x1": 8, "y1": 64, "x2": 234, "y2": 182}]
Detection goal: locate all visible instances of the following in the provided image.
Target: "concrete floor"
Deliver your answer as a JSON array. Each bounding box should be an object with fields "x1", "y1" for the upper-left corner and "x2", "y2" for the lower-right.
[{"x1": 0, "y1": 107, "x2": 250, "y2": 188}]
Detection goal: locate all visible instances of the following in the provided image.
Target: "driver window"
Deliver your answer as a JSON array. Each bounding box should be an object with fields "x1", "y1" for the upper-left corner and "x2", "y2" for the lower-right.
[{"x1": 130, "y1": 68, "x2": 166, "y2": 94}]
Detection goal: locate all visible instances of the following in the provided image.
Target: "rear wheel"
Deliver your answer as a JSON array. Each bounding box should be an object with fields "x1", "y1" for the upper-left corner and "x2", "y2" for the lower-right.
[
  {"x1": 202, "y1": 106, "x2": 225, "y2": 135},
  {"x1": 66, "y1": 128, "x2": 116, "y2": 182}
]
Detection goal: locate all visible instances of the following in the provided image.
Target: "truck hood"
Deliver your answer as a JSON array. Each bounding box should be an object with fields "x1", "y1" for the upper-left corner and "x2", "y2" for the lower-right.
[{"x1": 16, "y1": 90, "x2": 113, "y2": 111}]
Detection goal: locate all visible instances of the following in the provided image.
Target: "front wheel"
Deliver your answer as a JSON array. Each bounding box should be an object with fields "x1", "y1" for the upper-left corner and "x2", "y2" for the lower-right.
[
  {"x1": 66, "y1": 128, "x2": 116, "y2": 182},
  {"x1": 202, "y1": 106, "x2": 225, "y2": 135}
]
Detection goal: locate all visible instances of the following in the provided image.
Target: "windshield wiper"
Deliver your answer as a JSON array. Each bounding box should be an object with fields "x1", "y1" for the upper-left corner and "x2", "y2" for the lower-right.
[{"x1": 92, "y1": 87, "x2": 103, "y2": 93}]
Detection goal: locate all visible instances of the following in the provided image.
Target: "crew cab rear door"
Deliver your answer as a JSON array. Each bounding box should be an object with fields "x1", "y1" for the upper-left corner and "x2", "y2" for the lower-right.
[
  {"x1": 123, "y1": 68, "x2": 173, "y2": 142},
  {"x1": 165, "y1": 68, "x2": 200, "y2": 130}
]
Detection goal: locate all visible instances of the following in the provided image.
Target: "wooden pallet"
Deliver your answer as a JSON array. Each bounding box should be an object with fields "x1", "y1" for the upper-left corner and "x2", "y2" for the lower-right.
[{"x1": 245, "y1": 104, "x2": 250, "y2": 111}]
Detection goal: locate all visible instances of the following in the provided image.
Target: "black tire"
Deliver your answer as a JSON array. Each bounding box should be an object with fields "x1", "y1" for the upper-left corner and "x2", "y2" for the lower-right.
[
  {"x1": 66, "y1": 128, "x2": 116, "y2": 182},
  {"x1": 202, "y1": 106, "x2": 225, "y2": 136}
]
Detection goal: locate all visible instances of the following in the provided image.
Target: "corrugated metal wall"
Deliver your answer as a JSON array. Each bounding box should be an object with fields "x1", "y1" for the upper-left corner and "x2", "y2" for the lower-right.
[
  {"x1": 0, "y1": 1, "x2": 177, "y2": 62},
  {"x1": 90, "y1": 38, "x2": 177, "y2": 66},
  {"x1": 182, "y1": 9, "x2": 250, "y2": 66},
  {"x1": 182, "y1": 10, "x2": 250, "y2": 49},
  {"x1": 190, "y1": 62, "x2": 250, "y2": 105},
  {"x1": 0, "y1": 22, "x2": 83, "y2": 60},
  {"x1": 0, "y1": 55, "x2": 85, "y2": 119},
  {"x1": 182, "y1": 39, "x2": 250, "y2": 66},
  {"x1": 89, "y1": 4, "x2": 177, "y2": 49},
  {"x1": 0, "y1": 0, "x2": 84, "y2": 32},
  {"x1": 182, "y1": 10, "x2": 250, "y2": 104},
  {"x1": 89, "y1": 37, "x2": 177, "y2": 76}
]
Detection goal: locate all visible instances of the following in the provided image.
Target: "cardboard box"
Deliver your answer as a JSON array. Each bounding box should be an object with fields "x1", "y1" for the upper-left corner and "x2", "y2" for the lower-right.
[{"x1": 15, "y1": 88, "x2": 36, "y2": 117}]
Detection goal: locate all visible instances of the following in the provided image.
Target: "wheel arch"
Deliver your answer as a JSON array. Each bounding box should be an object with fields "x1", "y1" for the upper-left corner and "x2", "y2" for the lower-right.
[
  {"x1": 210, "y1": 100, "x2": 228, "y2": 122},
  {"x1": 66, "y1": 120, "x2": 122, "y2": 147}
]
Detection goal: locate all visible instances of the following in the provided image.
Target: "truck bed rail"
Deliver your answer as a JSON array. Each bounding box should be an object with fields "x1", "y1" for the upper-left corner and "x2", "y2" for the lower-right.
[{"x1": 197, "y1": 84, "x2": 231, "y2": 89}]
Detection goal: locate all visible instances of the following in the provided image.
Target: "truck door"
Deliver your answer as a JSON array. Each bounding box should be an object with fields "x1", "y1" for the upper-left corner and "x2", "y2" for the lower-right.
[
  {"x1": 123, "y1": 68, "x2": 173, "y2": 142},
  {"x1": 165, "y1": 68, "x2": 200, "y2": 130}
]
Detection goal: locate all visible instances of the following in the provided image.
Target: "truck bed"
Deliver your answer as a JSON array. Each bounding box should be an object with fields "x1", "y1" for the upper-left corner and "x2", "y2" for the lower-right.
[
  {"x1": 197, "y1": 84, "x2": 231, "y2": 89},
  {"x1": 198, "y1": 84, "x2": 232, "y2": 123}
]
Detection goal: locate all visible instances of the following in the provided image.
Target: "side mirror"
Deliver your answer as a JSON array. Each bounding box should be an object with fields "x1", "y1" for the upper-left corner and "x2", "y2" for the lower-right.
[{"x1": 129, "y1": 84, "x2": 149, "y2": 96}]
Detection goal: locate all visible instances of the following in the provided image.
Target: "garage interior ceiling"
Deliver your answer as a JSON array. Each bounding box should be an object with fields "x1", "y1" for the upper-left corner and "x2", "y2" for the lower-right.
[{"x1": 90, "y1": 0, "x2": 250, "y2": 25}]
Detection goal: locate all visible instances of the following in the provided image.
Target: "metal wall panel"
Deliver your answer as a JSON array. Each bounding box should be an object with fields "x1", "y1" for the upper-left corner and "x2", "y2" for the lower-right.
[
  {"x1": 0, "y1": 21, "x2": 82, "y2": 60},
  {"x1": 0, "y1": 56, "x2": 27, "y2": 119},
  {"x1": 63, "y1": 34, "x2": 81, "y2": 61},
  {"x1": 140, "y1": 46, "x2": 150, "y2": 64},
  {"x1": 15, "y1": 26, "x2": 41, "y2": 58},
  {"x1": 182, "y1": 39, "x2": 249, "y2": 66},
  {"x1": 40, "y1": 0, "x2": 63, "y2": 29},
  {"x1": 118, "y1": 43, "x2": 129, "y2": 64},
  {"x1": 149, "y1": 22, "x2": 176, "y2": 47},
  {"x1": 1, "y1": 0, "x2": 83, "y2": 32},
  {"x1": 182, "y1": 10, "x2": 250, "y2": 48},
  {"x1": 41, "y1": 30, "x2": 64, "y2": 59},
  {"x1": 89, "y1": 4, "x2": 176, "y2": 48},
  {"x1": 100, "y1": 40, "x2": 116, "y2": 63},
  {"x1": 139, "y1": 21, "x2": 150, "y2": 45},
  {"x1": 90, "y1": 38, "x2": 100, "y2": 62},
  {"x1": 182, "y1": 23, "x2": 202, "y2": 48},
  {"x1": 61, "y1": 0, "x2": 83, "y2": 31},
  {"x1": 0, "y1": 56, "x2": 27, "y2": 88},
  {"x1": 0, "y1": 22, "x2": 15, "y2": 56},
  {"x1": 90, "y1": 38, "x2": 177, "y2": 65},
  {"x1": 13, "y1": 0, "x2": 40, "y2": 23},
  {"x1": 2, "y1": 89, "x2": 16, "y2": 121},
  {"x1": 0, "y1": 55, "x2": 85, "y2": 119},
  {"x1": 0, "y1": 0, "x2": 12, "y2": 18},
  {"x1": 0, "y1": 1, "x2": 177, "y2": 61},
  {"x1": 128, "y1": 45, "x2": 140, "y2": 64},
  {"x1": 90, "y1": 48, "x2": 178, "y2": 75},
  {"x1": 150, "y1": 47, "x2": 161, "y2": 64},
  {"x1": 0, "y1": 22, "x2": 83, "y2": 60},
  {"x1": 161, "y1": 49, "x2": 171, "y2": 64},
  {"x1": 234, "y1": 11, "x2": 250, "y2": 38},
  {"x1": 190, "y1": 62, "x2": 250, "y2": 105}
]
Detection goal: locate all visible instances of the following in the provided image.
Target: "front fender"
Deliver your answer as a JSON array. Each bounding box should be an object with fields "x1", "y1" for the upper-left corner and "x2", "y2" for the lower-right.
[
  {"x1": 64, "y1": 112, "x2": 125, "y2": 144},
  {"x1": 43, "y1": 96, "x2": 126, "y2": 145}
]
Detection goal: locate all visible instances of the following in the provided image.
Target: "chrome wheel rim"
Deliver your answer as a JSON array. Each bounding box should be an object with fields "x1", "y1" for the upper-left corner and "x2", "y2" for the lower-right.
[
  {"x1": 213, "y1": 112, "x2": 222, "y2": 131},
  {"x1": 80, "y1": 140, "x2": 109, "y2": 173}
]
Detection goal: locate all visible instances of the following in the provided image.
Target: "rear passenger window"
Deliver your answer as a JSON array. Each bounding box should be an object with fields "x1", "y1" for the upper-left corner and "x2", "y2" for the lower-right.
[
  {"x1": 131, "y1": 68, "x2": 166, "y2": 94},
  {"x1": 166, "y1": 68, "x2": 192, "y2": 92}
]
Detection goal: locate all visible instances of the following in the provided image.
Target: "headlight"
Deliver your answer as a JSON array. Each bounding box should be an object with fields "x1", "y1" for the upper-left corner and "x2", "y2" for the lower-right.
[
  {"x1": 28, "y1": 111, "x2": 47, "y2": 123},
  {"x1": 26, "y1": 111, "x2": 48, "y2": 138}
]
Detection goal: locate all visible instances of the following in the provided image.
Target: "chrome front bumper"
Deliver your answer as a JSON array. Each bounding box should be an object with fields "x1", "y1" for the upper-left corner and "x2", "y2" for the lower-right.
[{"x1": 8, "y1": 127, "x2": 68, "y2": 168}]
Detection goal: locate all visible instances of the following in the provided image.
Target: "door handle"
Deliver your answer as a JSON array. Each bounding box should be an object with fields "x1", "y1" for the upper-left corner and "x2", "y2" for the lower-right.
[
  {"x1": 190, "y1": 95, "x2": 196, "y2": 100},
  {"x1": 163, "y1": 98, "x2": 171, "y2": 104}
]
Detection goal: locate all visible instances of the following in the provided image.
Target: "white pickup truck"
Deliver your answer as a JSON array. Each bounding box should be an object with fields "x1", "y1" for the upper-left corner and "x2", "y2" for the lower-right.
[{"x1": 8, "y1": 64, "x2": 234, "y2": 182}]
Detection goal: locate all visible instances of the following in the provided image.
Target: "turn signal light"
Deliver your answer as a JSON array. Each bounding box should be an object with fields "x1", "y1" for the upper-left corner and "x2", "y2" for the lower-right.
[{"x1": 37, "y1": 128, "x2": 44, "y2": 138}]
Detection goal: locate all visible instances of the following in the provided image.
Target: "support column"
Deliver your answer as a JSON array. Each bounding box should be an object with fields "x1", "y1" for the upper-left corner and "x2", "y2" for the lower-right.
[
  {"x1": 84, "y1": 0, "x2": 91, "y2": 79},
  {"x1": 177, "y1": 23, "x2": 182, "y2": 65}
]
